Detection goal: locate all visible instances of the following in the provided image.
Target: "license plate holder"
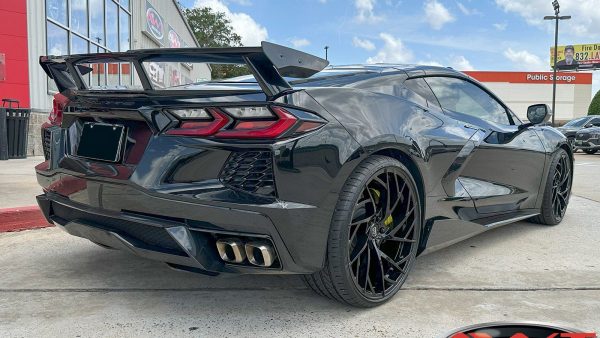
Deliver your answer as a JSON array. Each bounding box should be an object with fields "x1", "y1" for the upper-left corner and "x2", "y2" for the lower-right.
[{"x1": 75, "y1": 122, "x2": 126, "y2": 162}]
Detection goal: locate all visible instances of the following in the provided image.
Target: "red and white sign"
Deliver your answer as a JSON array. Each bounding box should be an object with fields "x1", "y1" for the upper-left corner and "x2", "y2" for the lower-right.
[{"x1": 464, "y1": 71, "x2": 593, "y2": 85}]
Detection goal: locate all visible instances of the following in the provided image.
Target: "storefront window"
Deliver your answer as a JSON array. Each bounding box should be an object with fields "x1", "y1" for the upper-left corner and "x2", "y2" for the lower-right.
[
  {"x1": 46, "y1": 22, "x2": 68, "y2": 56},
  {"x1": 71, "y1": 35, "x2": 88, "y2": 54},
  {"x1": 119, "y1": 9, "x2": 130, "y2": 52},
  {"x1": 90, "y1": 0, "x2": 105, "y2": 45},
  {"x1": 70, "y1": 0, "x2": 88, "y2": 36},
  {"x1": 46, "y1": 0, "x2": 67, "y2": 26},
  {"x1": 45, "y1": 0, "x2": 132, "y2": 92},
  {"x1": 105, "y1": 1, "x2": 119, "y2": 52}
]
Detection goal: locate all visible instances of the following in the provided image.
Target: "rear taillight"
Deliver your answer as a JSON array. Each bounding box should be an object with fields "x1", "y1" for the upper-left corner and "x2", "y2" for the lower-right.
[
  {"x1": 166, "y1": 106, "x2": 325, "y2": 139},
  {"x1": 165, "y1": 108, "x2": 229, "y2": 136},
  {"x1": 50, "y1": 93, "x2": 68, "y2": 126}
]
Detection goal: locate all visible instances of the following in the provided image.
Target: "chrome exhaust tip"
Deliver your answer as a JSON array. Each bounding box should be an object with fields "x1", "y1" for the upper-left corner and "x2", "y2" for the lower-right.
[
  {"x1": 216, "y1": 238, "x2": 246, "y2": 263},
  {"x1": 245, "y1": 241, "x2": 276, "y2": 267}
]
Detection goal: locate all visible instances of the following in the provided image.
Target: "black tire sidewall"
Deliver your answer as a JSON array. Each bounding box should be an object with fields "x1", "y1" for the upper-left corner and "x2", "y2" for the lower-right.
[
  {"x1": 538, "y1": 149, "x2": 572, "y2": 225},
  {"x1": 327, "y1": 156, "x2": 422, "y2": 306}
]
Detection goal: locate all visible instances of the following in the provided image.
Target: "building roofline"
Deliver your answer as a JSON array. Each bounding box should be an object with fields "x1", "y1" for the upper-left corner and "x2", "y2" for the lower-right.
[{"x1": 171, "y1": 0, "x2": 201, "y2": 47}]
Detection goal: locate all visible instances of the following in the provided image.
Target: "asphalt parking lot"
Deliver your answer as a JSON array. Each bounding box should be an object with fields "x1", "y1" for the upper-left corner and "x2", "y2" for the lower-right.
[{"x1": 1, "y1": 154, "x2": 600, "y2": 337}]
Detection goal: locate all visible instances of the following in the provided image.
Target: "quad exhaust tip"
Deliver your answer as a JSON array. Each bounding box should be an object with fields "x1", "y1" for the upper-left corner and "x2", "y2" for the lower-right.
[
  {"x1": 216, "y1": 238, "x2": 246, "y2": 264},
  {"x1": 216, "y1": 238, "x2": 276, "y2": 267},
  {"x1": 245, "y1": 241, "x2": 275, "y2": 268}
]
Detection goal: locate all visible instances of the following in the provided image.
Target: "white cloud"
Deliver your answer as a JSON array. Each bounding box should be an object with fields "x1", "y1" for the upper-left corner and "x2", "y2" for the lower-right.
[
  {"x1": 355, "y1": 0, "x2": 382, "y2": 23},
  {"x1": 418, "y1": 60, "x2": 444, "y2": 67},
  {"x1": 289, "y1": 38, "x2": 311, "y2": 48},
  {"x1": 451, "y1": 55, "x2": 475, "y2": 70},
  {"x1": 418, "y1": 55, "x2": 474, "y2": 70},
  {"x1": 493, "y1": 22, "x2": 507, "y2": 31},
  {"x1": 504, "y1": 48, "x2": 546, "y2": 71},
  {"x1": 457, "y1": 2, "x2": 480, "y2": 16},
  {"x1": 366, "y1": 33, "x2": 413, "y2": 64},
  {"x1": 424, "y1": 0, "x2": 455, "y2": 30},
  {"x1": 194, "y1": 0, "x2": 268, "y2": 46},
  {"x1": 496, "y1": 0, "x2": 600, "y2": 38},
  {"x1": 352, "y1": 37, "x2": 376, "y2": 51}
]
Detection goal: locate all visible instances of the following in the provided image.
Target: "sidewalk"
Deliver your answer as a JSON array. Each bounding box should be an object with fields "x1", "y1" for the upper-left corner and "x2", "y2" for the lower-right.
[{"x1": 0, "y1": 156, "x2": 44, "y2": 208}]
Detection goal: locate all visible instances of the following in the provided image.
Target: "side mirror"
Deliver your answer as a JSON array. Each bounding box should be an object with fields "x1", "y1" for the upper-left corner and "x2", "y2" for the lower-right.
[{"x1": 527, "y1": 104, "x2": 551, "y2": 125}]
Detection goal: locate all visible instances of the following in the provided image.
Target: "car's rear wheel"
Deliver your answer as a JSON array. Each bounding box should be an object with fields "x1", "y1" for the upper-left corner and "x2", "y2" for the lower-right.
[
  {"x1": 583, "y1": 149, "x2": 598, "y2": 154},
  {"x1": 530, "y1": 149, "x2": 572, "y2": 225},
  {"x1": 303, "y1": 156, "x2": 421, "y2": 307}
]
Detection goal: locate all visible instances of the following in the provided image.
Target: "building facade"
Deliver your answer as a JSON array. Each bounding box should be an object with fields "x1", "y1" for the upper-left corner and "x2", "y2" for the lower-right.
[
  {"x1": 0, "y1": 0, "x2": 209, "y2": 155},
  {"x1": 464, "y1": 71, "x2": 593, "y2": 123}
]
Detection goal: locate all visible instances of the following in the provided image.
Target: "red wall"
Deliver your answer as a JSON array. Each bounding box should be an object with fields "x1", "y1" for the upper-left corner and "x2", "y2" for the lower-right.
[{"x1": 0, "y1": 0, "x2": 30, "y2": 108}]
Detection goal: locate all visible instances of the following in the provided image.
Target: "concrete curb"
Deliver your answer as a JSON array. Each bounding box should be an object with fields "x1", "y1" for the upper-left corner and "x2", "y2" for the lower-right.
[{"x1": 0, "y1": 206, "x2": 53, "y2": 233}]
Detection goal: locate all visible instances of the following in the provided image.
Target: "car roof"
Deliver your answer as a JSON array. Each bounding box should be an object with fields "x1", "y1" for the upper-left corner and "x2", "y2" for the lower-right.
[{"x1": 288, "y1": 64, "x2": 466, "y2": 87}]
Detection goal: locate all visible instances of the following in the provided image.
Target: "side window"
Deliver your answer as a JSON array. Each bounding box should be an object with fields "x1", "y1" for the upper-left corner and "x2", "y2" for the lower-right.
[
  {"x1": 590, "y1": 118, "x2": 600, "y2": 126},
  {"x1": 403, "y1": 78, "x2": 441, "y2": 107},
  {"x1": 425, "y1": 77, "x2": 511, "y2": 125}
]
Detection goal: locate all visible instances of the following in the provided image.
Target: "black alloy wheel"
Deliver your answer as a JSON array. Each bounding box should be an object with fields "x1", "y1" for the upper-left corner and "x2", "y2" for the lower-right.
[
  {"x1": 531, "y1": 149, "x2": 572, "y2": 225},
  {"x1": 551, "y1": 151, "x2": 571, "y2": 221},
  {"x1": 583, "y1": 149, "x2": 598, "y2": 155},
  {"x1": 347, "y1": 167, "x2": 418, "y2": 299},
  {"x1": 303, "y1": 156, "x2": 421, "y2": 307}
]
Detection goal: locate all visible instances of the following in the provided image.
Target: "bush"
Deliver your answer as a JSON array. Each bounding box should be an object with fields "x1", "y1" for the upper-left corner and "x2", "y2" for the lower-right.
[{"x1": 590, "y1": 90, "x2": 600, "y2": 115}]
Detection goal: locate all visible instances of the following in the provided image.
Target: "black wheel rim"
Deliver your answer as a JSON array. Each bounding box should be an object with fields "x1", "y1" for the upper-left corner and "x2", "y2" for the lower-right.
[
  {"x1": 552, "y1": 153, "x2": 571, "y2": 220},
  {"x1": 348, "y1": 168, "x2": 418, "y2": 300}
]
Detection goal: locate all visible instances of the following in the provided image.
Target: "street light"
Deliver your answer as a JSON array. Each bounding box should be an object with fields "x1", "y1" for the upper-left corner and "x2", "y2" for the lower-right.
[
  {"x1": 544, "y1": 0, "x2": 571, "y2": 126},
  {"x1": 324, "y1": 46, "x2": 329, "y2": 61}
]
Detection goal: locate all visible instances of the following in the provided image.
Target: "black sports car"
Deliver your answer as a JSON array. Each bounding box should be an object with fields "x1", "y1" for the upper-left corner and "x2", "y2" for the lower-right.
[{"x1": 36, "y1": 42, "x2": 573, "y2": 307}]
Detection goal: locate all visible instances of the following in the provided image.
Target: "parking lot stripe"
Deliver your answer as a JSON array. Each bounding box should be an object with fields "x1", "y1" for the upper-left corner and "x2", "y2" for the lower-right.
[{"x1": 0, "y1": 206, "x2": 53, "y2": 233}]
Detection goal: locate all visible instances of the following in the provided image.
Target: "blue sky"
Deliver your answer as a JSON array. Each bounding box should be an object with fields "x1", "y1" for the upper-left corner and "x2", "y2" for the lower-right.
[{"x1": 179, "y1": 0, "x2": 600, "y2": 93}]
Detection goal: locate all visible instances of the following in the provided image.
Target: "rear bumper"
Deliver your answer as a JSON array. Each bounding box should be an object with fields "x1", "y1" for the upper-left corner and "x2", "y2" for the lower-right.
[{"x1": 37, "y1": 187, "x2": 327, "y2": 275}]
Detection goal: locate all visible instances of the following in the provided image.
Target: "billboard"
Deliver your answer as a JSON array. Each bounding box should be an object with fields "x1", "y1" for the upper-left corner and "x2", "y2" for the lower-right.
[{"x1": 550, "y1": 43, "x2": 600, "y2": 70}]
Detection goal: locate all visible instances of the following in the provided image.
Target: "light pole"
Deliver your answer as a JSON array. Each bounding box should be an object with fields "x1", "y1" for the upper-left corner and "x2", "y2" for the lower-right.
[
  {"x1": 544, "y1": 0, "x2": 571, "y2": 126},
  {"x1": 324, "y1": 46, "x2": 329, "y2": 61}
]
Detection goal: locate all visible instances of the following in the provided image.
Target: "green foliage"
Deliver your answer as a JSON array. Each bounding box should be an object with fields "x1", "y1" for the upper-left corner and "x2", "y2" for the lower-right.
[
  {"x1": 184, "y1": 7, "x2": 251, "y2": 80},
  {"x1": 590, "y1": 90, "x2": 600, "y2": 115}
]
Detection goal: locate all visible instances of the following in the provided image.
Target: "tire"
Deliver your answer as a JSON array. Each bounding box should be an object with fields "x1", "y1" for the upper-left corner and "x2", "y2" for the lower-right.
[
  {"x1": 302, "y1": 156, "x2": 421, "y2": 307},
  {"x1": 583, "y1": 149, "x2": 598, "y2": 154},
  {"x1": 530, "y1": 149, "x2": 572, "y2": 225}
]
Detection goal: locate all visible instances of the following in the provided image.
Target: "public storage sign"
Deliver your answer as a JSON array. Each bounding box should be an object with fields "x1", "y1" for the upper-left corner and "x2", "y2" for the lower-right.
[{"x1": 464, "y1": 71, "x2": 593, "y2": 85}]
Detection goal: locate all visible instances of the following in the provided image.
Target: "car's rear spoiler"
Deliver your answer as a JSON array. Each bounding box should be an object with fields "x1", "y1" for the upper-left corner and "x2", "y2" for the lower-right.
[{"x1": 40, "y1": 41, "x2": 329, "y2": 98}]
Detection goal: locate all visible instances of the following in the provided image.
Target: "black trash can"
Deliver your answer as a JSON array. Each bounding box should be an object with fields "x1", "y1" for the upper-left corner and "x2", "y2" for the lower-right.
[{"x1": 0, "y1": 98, "x2": 30, "y2": 160}]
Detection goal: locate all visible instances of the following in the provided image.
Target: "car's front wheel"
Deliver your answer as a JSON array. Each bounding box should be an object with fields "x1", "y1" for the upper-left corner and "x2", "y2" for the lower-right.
[
  {"x1": 303, "y1": 156, "x2": 421, "y2": 307},
  {"x1": 583, "y1": 149, "x2": 598, "y2": 154},
  {"x1": 530, "y1": 148, "x2": 572, "y2": 225}
]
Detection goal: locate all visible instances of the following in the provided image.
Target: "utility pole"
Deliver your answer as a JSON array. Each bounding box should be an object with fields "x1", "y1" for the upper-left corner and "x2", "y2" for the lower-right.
[{"x1": 544, "y1": 0, "x2": 571, "y2": 126}]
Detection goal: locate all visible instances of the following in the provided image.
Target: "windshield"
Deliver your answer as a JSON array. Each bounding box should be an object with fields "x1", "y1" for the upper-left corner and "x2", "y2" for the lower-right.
[{"x1": 564, "y1": 117, "x2": 589, "y2": 127}]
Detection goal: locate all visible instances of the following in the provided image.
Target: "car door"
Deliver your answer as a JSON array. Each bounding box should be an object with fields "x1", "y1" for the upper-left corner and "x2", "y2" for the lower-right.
[{"x1": 424, "y1": 76, "x2": 547, "y2": 216}]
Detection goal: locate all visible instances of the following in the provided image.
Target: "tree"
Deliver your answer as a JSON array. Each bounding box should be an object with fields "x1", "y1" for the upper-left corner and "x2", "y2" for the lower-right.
[
  {"x1": 590, "y1": 90, "x2": 600, "y2": 115},
  {"x1": 184, "y1": 7, "x2": 251, "y2": 80}
]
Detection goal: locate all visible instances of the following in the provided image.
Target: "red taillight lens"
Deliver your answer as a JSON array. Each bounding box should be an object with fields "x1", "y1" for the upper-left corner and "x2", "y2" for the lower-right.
[
  {"x1": 215, "y1": 106, "x2": 297, "y2": 139},
  {"x1": 166, "y1": 106, "x2": 325, "y2": 139},
  {"x1": 50, "y1": 93, "x2": 68, "y2": 126},
  {"x1": 165, "y1": 108, "x2": 229, "y2": 136}
]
